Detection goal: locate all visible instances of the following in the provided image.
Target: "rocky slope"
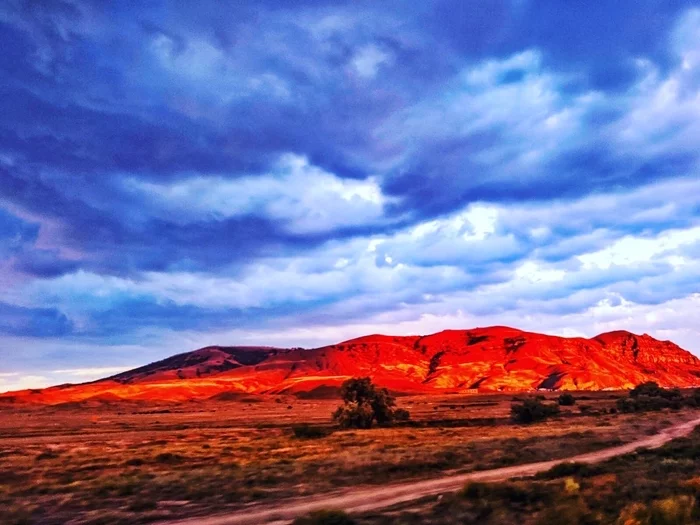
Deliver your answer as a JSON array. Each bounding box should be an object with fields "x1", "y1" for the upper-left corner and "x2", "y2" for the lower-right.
[{"x1": 3, "y1": 327, "x2": 700, "y2": 404}]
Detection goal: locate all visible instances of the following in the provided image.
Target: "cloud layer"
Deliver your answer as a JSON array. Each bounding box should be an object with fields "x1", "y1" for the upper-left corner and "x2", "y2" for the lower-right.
[{"x1": 1, "y1": 1, "x2": 700, "y2": 388}]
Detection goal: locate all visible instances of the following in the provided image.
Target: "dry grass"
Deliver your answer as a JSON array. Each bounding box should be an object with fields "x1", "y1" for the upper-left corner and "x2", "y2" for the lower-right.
[{"x1": 0, "y1": 391, "x2": 696, "y2": 524}]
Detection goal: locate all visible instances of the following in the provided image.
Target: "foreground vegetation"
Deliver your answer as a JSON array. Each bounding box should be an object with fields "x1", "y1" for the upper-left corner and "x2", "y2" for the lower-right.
[
  {"x1": 303, "y1": 424, "x2": 700, "y2": 524},
  {"x1": 0, "y1": 388, "x2": 698, "y2": 524},
  {"x1": 332, "y1": 378, "x2": 410, "y2": 429}
]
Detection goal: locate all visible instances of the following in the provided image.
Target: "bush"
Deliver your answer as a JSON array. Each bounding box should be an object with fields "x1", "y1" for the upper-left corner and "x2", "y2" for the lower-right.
[
  {"x1": 332, "y1": 401, "x2": 375, "y2": 429},
  {"x1": 292, "y1": 424, "x2": 332, "y2": 439},
  {"x1": 558, "y1": 393, "x2": 576, "y2": 406},
  {"x1": 293, "y1": 509, "x2": 356, "y2": 525},
  {"x1": 535, "y1": 497, "x2": 595, "y2": 525},
  {"x1": 511, "y1": 397, "x2": 560, "y2": 424},
  {"x1": 460, "y1": 481, "x2": 551, "y2": 507},
  {"x1": 154, "y1": 452, "x2": 183, "y2": 464},
  {"x1": 393, "y1": 408, "x2": 411, "y2": 421},
  {"x1": 630, "y1": 381, "x2": 664, "y2": 398},
  {"x1": 617, "y1": 394, "x2": 683, "y2": 413},
  {"x1": 535, "y1": 462, "x2": 604, "y2": 480},
  {"x1": 35, "y1": 450, "x2": 60, "y2": 461},
  {"x1": 616, "y1": 495, "x2": 696, "y2": 525},
  {"x1": 331, "y1": 377, "x2": 410, "y2": 429},
  {"x1": 617, "y1": 382, "x2": 688, "y2": 413}
]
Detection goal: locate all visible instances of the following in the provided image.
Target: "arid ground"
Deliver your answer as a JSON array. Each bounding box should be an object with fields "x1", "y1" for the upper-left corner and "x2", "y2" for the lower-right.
[{"x1": 2, "y1": 392, "x2": 700, "y2": 524}]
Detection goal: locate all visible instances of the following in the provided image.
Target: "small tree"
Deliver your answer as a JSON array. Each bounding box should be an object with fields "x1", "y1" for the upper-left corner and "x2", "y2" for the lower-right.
[
  {"x1": 332, "y1": 377, "x2": 409, "y2": 429},
  {"x1": 558, "y1": 393, "x2": 576, "y2": 406},
  {"x1": 511, "y1": 396, "x2": 560, "y2": 424},
  {"x1": 630, "y1": 381, "x2": 663, "y2": 398}
]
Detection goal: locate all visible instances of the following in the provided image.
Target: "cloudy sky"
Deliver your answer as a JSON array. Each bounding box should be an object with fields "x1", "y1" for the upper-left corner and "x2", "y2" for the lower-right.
[{"x1": 1, "y1": 1, "x2": 700, "y2": 391}]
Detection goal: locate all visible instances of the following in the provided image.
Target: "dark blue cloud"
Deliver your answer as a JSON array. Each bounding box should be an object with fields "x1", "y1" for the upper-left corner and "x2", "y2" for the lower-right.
[
  {"x1": 0, "y1": 302, "x2": 73, "y2": 337},
  {"x1": 0, "y1": 0, "x2": 699, "y2": 368},
  {"x1": 0, "y1": 207, "x2": 38, "y2": 253}
]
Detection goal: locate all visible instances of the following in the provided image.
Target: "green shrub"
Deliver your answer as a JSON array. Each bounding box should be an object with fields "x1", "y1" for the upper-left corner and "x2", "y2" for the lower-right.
[
  {"x1": 630, "y1": 381, "x2": 665, "y2": 398},
  {"x1": 393, "y1": 408, "x2": 411, "y2": 421},
  {"x1": 292, "y1": 509, "x2": 356, "y2": 525},
  {"x1": 460, "y1": 481, "x2": 551, "y2": 507},
  {"x1": 511, "y1": 397, "x2": 560, "y2": 424},
  {"x1": 535, "y1": 462, "x2": 604, "y2": 480},
  {"x1": 616, "y1": 381, "x2": 687, "y2": 413},
  {"x1": 558, "y1": 393, "x2": 576, "y2": 406},
  {"x1": 331, "y1": 377, "x2": 410, "y2": 429},
  {"x1": 332, "y1": 401, "x2": 375, "y2": 429}
]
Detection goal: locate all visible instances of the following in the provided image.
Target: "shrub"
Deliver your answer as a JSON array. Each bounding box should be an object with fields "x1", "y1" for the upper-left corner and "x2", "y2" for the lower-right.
[
  {"x1": 127, "y1": 499, "x2": 157, "y2": 512},
  {"x1": 332, "y1": 401, "x2": 375, "y2": 429},
  {"x1": 511, "y1": 397, "x2": 560, "y2": 424},
  {"x1": 535, "y1": 497, "x2": 595, "y2": 525},
  {"x1": 292, "y1": 424, "x2": 333, "y2": 439},
  {"x1": 154, "y1": 452, "x2": 183, "y2": 464},
  {"x1": 292, "y1": 509, "x2": 356, "y2": 525},
  {"x1": 617, "y1": 393, "x2": 683, "y2": 413},
  {"x1": 558, "y1": 393, "x2": 576, "y2": 406},
  {"x1": 460, "y1": 481, "x2": 551, "y2": 507},
  {"x1": 692, "y1": 388, "x2": 700, "y2": 403},
  {"x1": 36, "y1": 450, "x2": 60, "y2": 461},
  {"x1": 616, "y1": 382, "x2": 688, "y2": 413},
  {"x1": 535, "y1": 462, "x2": 604, "y2": 480},
  {"x1": 616, "y1": 495, "x2": 696, "y2": 525},
  {"x1": 331, "y1": 377, "x2": 410, "y2": 429},
  {"x1": 630, "y1": 381, "x2": 664, "y2": 398},
  {"x1": 393, "y1": 408, "x2": 411, "y2": 421}
]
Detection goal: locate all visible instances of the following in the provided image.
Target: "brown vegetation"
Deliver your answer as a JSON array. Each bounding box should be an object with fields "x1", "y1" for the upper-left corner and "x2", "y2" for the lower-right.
[{"x1": 1, "y1": 390, "x2": 698, "y2": 524}]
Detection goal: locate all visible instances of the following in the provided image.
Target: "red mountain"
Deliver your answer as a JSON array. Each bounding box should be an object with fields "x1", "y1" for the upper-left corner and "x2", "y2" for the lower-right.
[{"x1": 3, "y1": 326, "x2": 700, "y2": 404}]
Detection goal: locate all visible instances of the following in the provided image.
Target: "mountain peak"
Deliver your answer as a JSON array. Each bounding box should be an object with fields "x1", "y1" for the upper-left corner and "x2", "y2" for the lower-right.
[{"x1": 3, "y1": 326, "x2": 699, "y2": 404}]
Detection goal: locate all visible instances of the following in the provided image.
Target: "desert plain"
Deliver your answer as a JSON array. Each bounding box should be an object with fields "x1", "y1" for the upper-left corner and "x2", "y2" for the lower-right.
[{"x1": 3, "y1": 390, "x2": 700, "y2": 525}]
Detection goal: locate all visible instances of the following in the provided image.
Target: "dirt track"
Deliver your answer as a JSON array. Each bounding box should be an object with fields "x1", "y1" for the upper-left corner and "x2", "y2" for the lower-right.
[{"x1": 163, "y1": 415, "x2": 700, "y2": 525}]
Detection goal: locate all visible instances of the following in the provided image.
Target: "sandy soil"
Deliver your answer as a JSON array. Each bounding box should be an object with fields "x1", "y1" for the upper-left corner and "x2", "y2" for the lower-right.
[{"x1": 163, "y1": 415, "x2": 700, "y2": 525}]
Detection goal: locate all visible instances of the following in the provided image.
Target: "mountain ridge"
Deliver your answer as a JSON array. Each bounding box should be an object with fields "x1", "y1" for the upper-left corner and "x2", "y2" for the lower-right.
[{"x1": 2, "y1": 326, "x2": 700, "y2": 404}]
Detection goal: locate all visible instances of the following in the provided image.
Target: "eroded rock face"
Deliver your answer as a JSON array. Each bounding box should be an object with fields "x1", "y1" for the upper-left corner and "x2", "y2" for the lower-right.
[{"x1": 4, "y1": 327, "x2": 700, "y2": 403}]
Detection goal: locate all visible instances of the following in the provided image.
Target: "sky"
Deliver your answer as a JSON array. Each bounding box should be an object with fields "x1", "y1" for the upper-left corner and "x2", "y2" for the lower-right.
[{"x1": 1, "y1": 1, "x2": 700, "y2": 391}]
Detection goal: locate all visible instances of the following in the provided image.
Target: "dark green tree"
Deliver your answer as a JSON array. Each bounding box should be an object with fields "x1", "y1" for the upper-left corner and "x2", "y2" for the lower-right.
[
  {"x1": 332, "y1": 377, "x2": 410, "y2": 429},
  {"x1": 511, "y1": 396, "x2": 560, "y2": 424},
  {"x1": 630, "y1": 381, "x2": 664, "y2": 398},
  {"x1": 558, "y1": 393, "x2": 576, "y2": 406}
]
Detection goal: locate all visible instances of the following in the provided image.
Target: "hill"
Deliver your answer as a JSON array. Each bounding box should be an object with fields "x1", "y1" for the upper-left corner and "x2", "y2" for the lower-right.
[{"x1": 3, "y1": 326, "x2": 700, "y2": 404}]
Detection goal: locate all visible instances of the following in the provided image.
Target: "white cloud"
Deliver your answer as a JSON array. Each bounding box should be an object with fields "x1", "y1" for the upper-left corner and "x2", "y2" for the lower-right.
[
  {"x1": 578, "y1": 227, "x2": 700, "y2": 270},
  {"x1": 50, "y1": 366, "x2": 133, "y2": 377},
  {"x1": 0, "y1": 374, "x2": 51, "y2": 393},
  {"x1": 377, "y1": 48, "x2": 603, "y2": 178},
  {"x1": 463, "y1": 49, "x2": 541, "y2": 86},
  {"x1": 18, "y1": 175, "x2": 700, "y2": 352},
  {"x1": 126, "y1": 154, "x2": 392, "y2": 234},
  {"x1": 151, "y1": 34, "x2": 227, "y2": 81},
  {"x1": 351, "y1": 44, "x2": 393, "y2": 79},
  {"x1": 159, "y1": 292, "x2": 700, "y2": 358},
  {"x1": 612, "y1": 10, "x2": 700, "y2": 159}
]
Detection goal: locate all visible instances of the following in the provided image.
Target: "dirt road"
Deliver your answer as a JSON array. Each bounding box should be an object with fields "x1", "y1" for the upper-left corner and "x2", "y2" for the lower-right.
[{"x1": 164, "y1": 415, "x2": 700, "y2": 525}]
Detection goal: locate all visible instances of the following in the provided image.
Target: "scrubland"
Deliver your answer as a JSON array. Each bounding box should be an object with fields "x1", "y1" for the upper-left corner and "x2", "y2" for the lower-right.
[{"x1": 1, "y1": 391, "x2": 698, "y2": 524}]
